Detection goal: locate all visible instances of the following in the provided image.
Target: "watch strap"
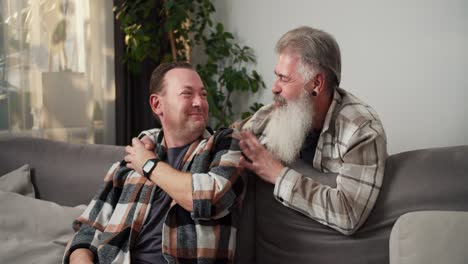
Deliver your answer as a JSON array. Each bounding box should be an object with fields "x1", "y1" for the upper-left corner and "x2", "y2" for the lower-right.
[{"x1": 142, "y1": 158, "x2": 160, "y2": 179}]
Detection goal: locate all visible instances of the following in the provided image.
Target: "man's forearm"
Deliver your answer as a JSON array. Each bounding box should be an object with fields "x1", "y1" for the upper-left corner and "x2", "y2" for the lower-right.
[
  {"x1": 150, "y1": 161, "x2": 193, "y2": 211},
  {"x1": 69, "y1": 248, "x2": 95, "y2": 264}
]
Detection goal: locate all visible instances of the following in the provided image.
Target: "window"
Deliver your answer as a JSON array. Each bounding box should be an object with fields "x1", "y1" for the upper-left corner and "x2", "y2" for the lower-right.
[{"x1": 0, "y1": 0, "x2": 115, "y2": 144}]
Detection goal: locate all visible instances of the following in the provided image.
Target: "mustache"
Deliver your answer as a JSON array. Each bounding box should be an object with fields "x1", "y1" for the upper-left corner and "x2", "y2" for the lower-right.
[{"x1": 273, "y1": 95, "x2": 287, "y2": 106}]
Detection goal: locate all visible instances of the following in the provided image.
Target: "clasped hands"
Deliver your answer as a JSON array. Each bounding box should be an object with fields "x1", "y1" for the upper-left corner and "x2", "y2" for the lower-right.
[{"x1": 124, "y1": 136, "x2": 156, "y2": 176}]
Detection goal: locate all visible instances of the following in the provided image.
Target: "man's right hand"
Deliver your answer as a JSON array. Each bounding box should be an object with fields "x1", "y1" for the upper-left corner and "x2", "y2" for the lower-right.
[
  {"x1": 239, "y1": 131, "x2": 284, "y2": 184},
  {"x1": 69, "y1": 248, "x2": 94, "y2": 264}
]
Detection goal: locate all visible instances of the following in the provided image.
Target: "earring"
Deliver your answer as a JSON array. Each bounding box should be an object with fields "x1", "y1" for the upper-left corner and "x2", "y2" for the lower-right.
[{"x1": 311, "y1": 88, "x2": 318, "y2": 97}]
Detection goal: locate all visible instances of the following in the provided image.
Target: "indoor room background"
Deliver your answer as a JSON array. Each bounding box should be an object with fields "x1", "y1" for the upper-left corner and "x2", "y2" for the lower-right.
[
  {"x1": 215, "y1": 0, "x2": 468, "y2": 154},
  {"x1": 1, "y1": 0, "x2": 466, "y2": 155}
]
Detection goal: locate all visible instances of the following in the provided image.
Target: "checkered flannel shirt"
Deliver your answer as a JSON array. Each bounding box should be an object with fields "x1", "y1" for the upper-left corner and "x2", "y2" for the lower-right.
[{"x1": 63, "y1": 128, "x2": 246, "y2": 263}]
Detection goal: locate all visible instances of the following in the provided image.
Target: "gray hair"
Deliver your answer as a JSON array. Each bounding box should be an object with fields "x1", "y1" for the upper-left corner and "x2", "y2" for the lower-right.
[{"x1": 275, "y1": 26, "x2": 341, "y2": 89}]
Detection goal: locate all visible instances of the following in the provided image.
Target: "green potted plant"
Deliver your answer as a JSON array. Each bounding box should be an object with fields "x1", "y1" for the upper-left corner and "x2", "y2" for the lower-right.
[{"x1": 115, "y1": 0, "x2": 265, "y2": 128}]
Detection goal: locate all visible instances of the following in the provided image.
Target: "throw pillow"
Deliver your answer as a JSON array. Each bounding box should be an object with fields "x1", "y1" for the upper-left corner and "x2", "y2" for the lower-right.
[
  {"x1": 0, "y1": 190, "x2": 86, "y2": 264},
  {"x1": 0, "y1": 164, "x2": 35, "y2": 197}
]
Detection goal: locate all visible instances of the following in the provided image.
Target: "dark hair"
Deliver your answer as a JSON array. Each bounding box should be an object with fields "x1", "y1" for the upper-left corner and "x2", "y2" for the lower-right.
[{"x1": 149, "y1": 61, "x2": 194, "y2": 95}]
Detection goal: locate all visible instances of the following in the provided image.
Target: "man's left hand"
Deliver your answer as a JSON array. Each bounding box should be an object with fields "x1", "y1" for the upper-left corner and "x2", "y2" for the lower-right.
[
  {"x1": 124, "y1": 138, "x2": 157, "y2": 175},
  {"x1": 239, "y1": 131, "x2": 284, "y2": 184}
]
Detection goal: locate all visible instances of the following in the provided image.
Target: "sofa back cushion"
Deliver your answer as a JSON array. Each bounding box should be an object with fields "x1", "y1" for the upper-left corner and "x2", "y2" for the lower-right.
[
  {"x1": 0, "y1": 137, "x2": 125, "y2": 206},
  {"x1": 254, "y1": 145, "x2": 468, "y2": 264}
]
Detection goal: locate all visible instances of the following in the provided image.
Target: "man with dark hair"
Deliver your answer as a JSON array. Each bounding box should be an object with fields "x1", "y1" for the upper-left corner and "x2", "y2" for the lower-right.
[
  {"x1": 64, "y1": 61, "x2": 246, "y2": 264},
  {"x1": 237, "y1": 26, "x2": 387, "y2": 235}
]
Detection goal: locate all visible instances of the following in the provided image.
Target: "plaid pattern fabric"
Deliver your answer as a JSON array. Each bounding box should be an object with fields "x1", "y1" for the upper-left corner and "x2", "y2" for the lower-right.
[
  {"x1": 239, "y1": 88, "x2": 387, "y2": 235},
  {"x1": 63, "y1": 128, "x2": 246, "y2": 264}
]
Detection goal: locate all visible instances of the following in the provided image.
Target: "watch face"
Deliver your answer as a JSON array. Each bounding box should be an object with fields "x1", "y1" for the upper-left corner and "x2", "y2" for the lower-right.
[{"x1": 143, "y1": 160, "x2": 155, "y2": 173}]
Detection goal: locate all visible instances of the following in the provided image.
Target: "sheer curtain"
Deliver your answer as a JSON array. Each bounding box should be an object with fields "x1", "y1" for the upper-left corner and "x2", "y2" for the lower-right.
[{"x1": 0, "y1": 0, "x2": 115, "y2": 144}]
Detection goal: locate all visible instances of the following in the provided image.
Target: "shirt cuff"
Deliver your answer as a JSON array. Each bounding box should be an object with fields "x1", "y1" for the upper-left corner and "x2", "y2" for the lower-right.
[
  {"x1": 273, "y1": 167, "x2": 301, "y2": 205},
  {"x1": 137, "y1": 128, "x2": 160, "y2": 142}
]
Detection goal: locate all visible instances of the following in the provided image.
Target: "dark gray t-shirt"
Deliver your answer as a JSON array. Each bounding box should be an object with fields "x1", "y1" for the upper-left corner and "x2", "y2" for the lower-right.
[
  {"x1": 299, "y1": 129, "x2": 321, "y2": 163},
  {"x1": 131, "y1": 144, "x2": 190, "y2": 264}
]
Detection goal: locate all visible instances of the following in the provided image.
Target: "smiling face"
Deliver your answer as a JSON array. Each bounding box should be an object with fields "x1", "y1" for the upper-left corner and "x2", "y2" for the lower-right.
[{"x1": 151, "y1": 68, "x2": 208, "y2": 146}]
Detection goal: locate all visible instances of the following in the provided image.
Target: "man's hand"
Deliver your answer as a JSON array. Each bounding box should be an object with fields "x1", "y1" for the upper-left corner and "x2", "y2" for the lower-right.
[
  {"x1": 69, "y1": 248, "x2": 94, "y2": 264},
  {"x1": 239, "y1": 131, "x2": 284, "y2": 184},
  {"x1": 140, "y1": 135, "x2": 155, "y2": 151},
  {"x1": 124, "y1": 138, "x2": 157, "y2": 175}
]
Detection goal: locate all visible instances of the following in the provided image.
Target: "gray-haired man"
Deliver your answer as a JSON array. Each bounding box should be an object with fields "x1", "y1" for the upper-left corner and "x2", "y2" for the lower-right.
[{"x1": 237, "y1": 26, "x2": 387, "y2": 235}]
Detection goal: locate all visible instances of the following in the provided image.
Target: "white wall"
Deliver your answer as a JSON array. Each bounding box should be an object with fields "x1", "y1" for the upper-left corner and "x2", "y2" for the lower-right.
[{"x1": 214, "y1": 0, "x2": 468, "y2": 154}]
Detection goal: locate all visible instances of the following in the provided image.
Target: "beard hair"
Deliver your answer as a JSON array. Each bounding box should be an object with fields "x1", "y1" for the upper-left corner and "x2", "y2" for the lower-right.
[{"x1": 264, "y1": 90, "x2": 314, "y2": 164}]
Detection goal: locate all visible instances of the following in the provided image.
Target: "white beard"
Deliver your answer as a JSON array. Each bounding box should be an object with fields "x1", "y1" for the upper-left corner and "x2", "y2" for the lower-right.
[{"x1": 264, "y1": 90, "x2": 314, "y2": 164}]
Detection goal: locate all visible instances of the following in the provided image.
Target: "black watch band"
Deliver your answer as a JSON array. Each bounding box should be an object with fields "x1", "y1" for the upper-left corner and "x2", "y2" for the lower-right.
[{"x1": 142, "y1": 158, "x2": 160, "y2": 180}]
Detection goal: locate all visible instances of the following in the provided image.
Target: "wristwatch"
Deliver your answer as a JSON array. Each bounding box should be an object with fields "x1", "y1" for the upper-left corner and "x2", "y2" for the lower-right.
[{"x1": 142, "y1": 158, "x2": 160, "y2": 180}]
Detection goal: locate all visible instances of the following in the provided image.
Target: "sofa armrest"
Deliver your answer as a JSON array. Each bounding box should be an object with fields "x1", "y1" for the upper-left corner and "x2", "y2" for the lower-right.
[{"x1": 389, "y1": 211, "x2": 468, "y2": 264}]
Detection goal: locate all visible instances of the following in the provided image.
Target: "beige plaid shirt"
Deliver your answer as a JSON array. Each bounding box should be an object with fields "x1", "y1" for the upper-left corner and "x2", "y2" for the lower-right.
[{"x1": 239, "y1": 88, "x2": 387, "y2": 235}]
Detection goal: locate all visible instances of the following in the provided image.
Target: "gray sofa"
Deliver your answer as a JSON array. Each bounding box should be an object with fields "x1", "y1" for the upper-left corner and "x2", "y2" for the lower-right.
[{"x1": 1, "y1": 136, "x2": 467, "y2": 264}]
